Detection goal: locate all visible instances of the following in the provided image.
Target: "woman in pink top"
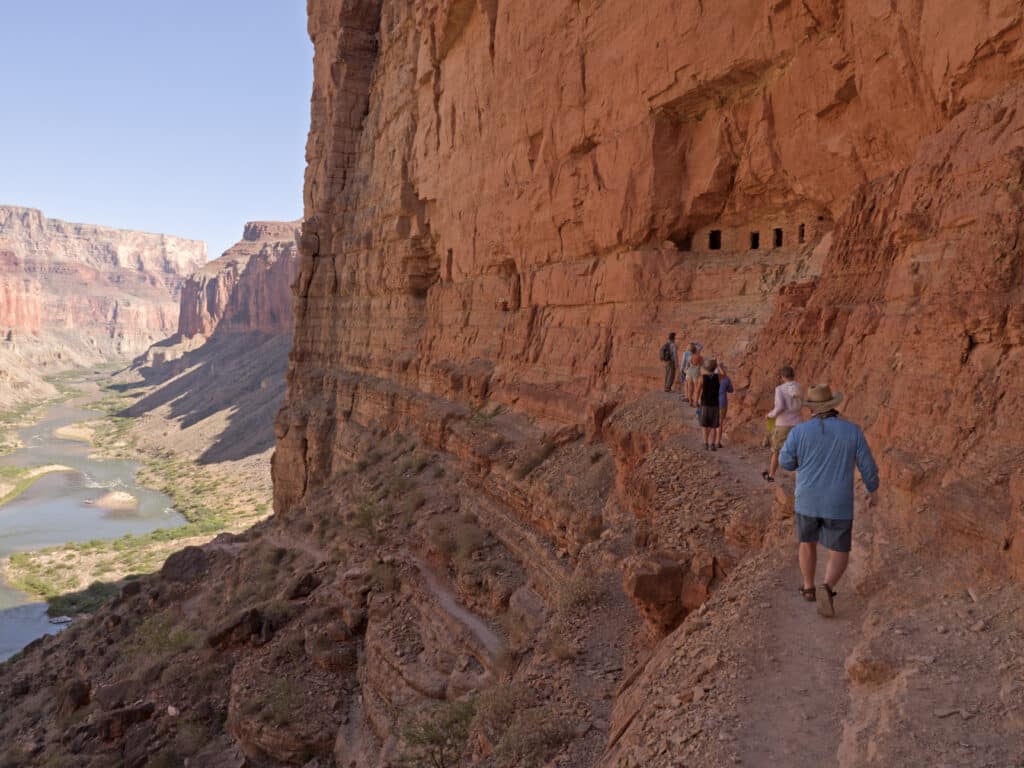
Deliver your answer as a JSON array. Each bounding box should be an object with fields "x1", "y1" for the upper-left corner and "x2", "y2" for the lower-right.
[{"x1": 762, "y1": 365, "x2": 803, "y2": 483}]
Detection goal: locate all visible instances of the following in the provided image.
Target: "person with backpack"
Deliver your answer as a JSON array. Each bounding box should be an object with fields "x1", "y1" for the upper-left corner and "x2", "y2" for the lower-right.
[
  {"x1": 695, "y1": 358, "x2": 721, "y2": 450},
  {"x1": 763, "y1": 365, "x2": 803, "y2": 483},
  {"x1": 659, "y1": 333, "x2": 679, "y2": 392},
  {"x1": 779, "y1": 384, "x2": 879, "y2": 617}
]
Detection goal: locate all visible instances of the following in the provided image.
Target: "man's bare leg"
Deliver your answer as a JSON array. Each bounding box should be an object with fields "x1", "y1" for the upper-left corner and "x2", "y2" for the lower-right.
[
  {"x1": 799, "y1": 542, "x2": 817, "y2": 590},
  {"x1": 768, "y1": 450, "x2": 780, "y2": 479},
  {"x1": 823, "y1": 549, "x2": 849, "y2": 588}
]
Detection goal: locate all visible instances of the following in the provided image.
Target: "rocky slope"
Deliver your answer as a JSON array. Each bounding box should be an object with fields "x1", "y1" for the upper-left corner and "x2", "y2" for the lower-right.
[
  {"x1": 130, "y1": 220, "x2": 299, "y2": 462},
  {"x1": 2, "y1": 2, "x2": 1024, "y2": 767},
  {"x1": 0, "y1": 206, "x2": 206, "y2": 408}
]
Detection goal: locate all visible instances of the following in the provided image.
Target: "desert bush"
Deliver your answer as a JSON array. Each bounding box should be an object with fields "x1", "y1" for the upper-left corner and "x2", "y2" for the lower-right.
[
  {"x1": 386, "y1": 476, "x2": 415, "y2": 499},
  {"x1": 492, "y1": 707, "x2": 572, "y2": 768},
  {"x1": 130, "y1": 615, "x2": 197, "y2": 656},
  {"x1": 474, "y1": 684, "x2": 535, "y2": 742},
  {"x1": 544, "y1": 622, "x2": 577, "y2": 663},
  {"x1": 400, "y1": 699, "x2": 476, "y2": 768},
  {"x1": 557, "y1": 572, "x2": 605, "y2": 613},
  {"x1": 353, "y1": 498, "x2": 381, "y2": 540},
  {"x1": 453, "y1": 522, "x2": 487, "y2": 561}
]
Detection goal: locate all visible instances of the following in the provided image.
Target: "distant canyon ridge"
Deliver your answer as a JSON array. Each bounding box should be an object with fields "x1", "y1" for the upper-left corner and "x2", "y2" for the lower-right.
[{"x1": 0, "y1": 206, "x2": 298, "y2": 408}]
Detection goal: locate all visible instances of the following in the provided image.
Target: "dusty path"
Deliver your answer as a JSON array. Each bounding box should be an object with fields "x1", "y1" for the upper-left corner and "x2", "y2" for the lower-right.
[
  {"x1": 733, "y1": 553, "x2": 862, "y2": 766},
  {"x1": 669, "y1": 394, "x2": 865, "y2": 766}
]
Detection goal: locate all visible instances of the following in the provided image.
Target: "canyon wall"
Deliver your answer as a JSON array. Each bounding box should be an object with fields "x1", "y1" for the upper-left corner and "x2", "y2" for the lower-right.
[
  {"x1": 281, "y1": 0, "x2": 1023, "y2": 557},
  {"x1": 177, "y1": 221, "x2": 299, "y2": 339},
  {"x1": 131, "y1": 221, "x2": 299, "y2": 463},
  {"x1": 3, "y1": 4, "x2": 1023, "y2": 768},
  {"x1": 268, "y1": 0, "x2": 1024, "y2": 762},
  {"x1": 0, "y1": 206, "x2": 206, "y2": 406}
]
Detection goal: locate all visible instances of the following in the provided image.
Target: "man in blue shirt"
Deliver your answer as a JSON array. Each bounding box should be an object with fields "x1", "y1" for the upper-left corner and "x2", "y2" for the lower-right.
[{"x1": 779, "y1": 384, "x2": 879, "y2": 617}]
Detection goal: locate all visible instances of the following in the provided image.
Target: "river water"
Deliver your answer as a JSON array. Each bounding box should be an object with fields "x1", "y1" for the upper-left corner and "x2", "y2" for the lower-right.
[{"x1": 0, "y1": 385, "x2": 183, "y2": 660}]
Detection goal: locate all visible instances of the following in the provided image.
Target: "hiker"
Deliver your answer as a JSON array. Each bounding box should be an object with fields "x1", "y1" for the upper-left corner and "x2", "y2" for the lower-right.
[
  {"x1": 714, "y1": 363, "x2": 734, "y2": 449},
  {"x1": 659, "y1": 333, "x2": 679, "y2": 392},
  {"x1": 695, "y1": 358, "x2": 721, "y2": 451},
  {"x1": 763, "y1": 365, "x2": 802, "y2": 483},
  {"x1": 683, "y1": 343, "x2": 704, "y2": 406},
  {"x1": 779, "y1": 384, "x2": 879, "y2": 617}
]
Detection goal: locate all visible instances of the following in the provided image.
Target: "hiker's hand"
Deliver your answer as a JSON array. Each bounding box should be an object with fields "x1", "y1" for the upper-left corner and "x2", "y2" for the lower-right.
[{"x1": 865, "y1": 491, "x2": 878, "y2": 508}]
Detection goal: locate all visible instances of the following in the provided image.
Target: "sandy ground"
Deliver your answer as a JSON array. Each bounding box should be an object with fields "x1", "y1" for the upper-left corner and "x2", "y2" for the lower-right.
[
  {"x1": 88, "y1": 490, "x2": 138, "y2": 511},
  {"x1": 53, "y1": 423, "x2": 96, "y2": 442}
]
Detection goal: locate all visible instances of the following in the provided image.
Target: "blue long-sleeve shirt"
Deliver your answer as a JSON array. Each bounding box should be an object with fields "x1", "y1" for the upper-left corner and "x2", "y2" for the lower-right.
[{"x1": 779, "y1": 416, "x2": 879, "y2": 520}]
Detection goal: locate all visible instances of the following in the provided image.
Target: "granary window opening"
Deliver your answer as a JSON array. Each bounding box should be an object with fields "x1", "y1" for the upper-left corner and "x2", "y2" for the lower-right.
[
  {"x1": 750, "y1": 231, "x2": 760, "y2": 250},
  {"x1": 773, "y1": 228, "x2": 783, "y2": 248},
  {"x1": 798, "y1": 224, "x2": 806, "y2": 243},
  {"x1": 709, "y1": 230, "x2": 722, "y2": 250}
]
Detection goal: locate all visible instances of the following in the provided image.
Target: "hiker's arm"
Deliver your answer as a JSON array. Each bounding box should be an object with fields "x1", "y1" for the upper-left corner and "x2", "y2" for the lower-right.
[
  {"x1": 767, "y1": 388, "x2": 783, "y2": 418},
  {"x1": 778, "y1": 432, "x2": 798, "y2": 471},
  {"x1": 856, "y1": 431, "x2": 880, "y2": 493}
]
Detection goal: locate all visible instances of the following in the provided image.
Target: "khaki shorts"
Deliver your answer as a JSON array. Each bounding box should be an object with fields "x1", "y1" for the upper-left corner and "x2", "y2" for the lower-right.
[
  {"x1": 771, "y1": 425, "x2": 792, "y2": 452},
  {"x1": 685, "y1": 365, "x2": 701, "y2": 382}
]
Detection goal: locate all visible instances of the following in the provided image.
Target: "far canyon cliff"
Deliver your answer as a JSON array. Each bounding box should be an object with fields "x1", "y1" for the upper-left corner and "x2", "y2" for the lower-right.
[{"x1": 0, "y1": 205, "x2": 206, "y2": 405}]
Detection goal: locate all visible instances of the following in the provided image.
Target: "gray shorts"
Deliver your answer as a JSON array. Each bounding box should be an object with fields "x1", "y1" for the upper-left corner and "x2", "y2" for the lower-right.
[{"x1": 796, "y1": 514, "x2": 853, "y2": 553}]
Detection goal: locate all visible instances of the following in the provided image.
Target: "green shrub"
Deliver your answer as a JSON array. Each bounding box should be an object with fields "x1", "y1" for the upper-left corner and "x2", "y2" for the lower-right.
[{"x1": 401, "y1": 699, "x2": 476, "y2": 768}]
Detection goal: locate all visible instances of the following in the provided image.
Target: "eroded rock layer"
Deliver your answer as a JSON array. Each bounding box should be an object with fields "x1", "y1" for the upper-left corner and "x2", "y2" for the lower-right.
[{"x1": 177, "y1": 221, "x2": 299, "y2": 339}]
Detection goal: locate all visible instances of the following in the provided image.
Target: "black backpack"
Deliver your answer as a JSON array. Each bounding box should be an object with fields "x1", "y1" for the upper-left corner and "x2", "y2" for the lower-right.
[{"x1": 659, "y1": 342, "x2": 672, "y2": 362}]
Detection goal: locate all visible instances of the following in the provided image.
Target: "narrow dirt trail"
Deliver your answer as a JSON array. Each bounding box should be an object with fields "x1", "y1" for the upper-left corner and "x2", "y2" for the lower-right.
[
  {"x1": 733, "y1": 552, "x2": 863, "y2": 766},
  {"x1": 670, "y1": 400, "x2": 866, "y2": 766}
]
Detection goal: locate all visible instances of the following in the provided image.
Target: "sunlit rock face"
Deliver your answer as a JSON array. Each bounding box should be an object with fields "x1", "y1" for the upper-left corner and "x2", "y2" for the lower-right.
[
  {"x1": 279, "y1": 0, "x2": 1024, "y2": 573},
  {"x1": 176, "y1": 221, "x2": 299, "y2": 340}
]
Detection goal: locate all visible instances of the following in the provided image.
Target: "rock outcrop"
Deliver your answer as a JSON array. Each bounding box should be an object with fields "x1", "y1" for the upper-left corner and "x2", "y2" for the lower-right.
[
  {"x1": 177, "y1": 221, "x2": 299, "y2": 339},
  {"x1": 0, "y1": 206, "x2": 206, "y2": 406}
]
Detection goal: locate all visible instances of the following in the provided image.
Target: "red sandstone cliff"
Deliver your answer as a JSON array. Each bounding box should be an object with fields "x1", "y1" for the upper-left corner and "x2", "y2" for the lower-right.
[
  {"x1": 177, "y1": 221, "x2": 299, "y2": 339},
  {"x1": 129, "y1": 220, "x2": 300, "y2": 462}
]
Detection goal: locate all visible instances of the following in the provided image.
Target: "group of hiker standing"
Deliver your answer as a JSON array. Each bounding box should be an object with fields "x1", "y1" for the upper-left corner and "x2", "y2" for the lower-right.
[
  {"x1": 660, "y1": 332, "x2": 734, "y2": 451},
  {"x1": 659, "y1": 332, "x2": 880, "y2": 619}
]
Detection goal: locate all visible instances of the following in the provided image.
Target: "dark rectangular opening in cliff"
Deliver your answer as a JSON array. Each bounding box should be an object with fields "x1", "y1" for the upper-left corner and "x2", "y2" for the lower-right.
[
  {"x1": 750, "y1": 231, "x2": 760, "y2": 250},
  {"x1": 669, "y1": 231, "x2": 692, "y2": 251},
  {"x1": 709, "y1": 230, "x2": 722, "y2": 250},
  {"x1": 773, "y1": 228, "x2": 783, "y2": 248},
  {"x1": 798, "y1": 224, "x2": 806, "y2": 243}
]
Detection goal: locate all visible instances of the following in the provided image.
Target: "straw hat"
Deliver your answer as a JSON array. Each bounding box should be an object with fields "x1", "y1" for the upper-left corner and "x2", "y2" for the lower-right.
[{"x1": 806, "y1": 384, "x2": 843, "y2": 414}]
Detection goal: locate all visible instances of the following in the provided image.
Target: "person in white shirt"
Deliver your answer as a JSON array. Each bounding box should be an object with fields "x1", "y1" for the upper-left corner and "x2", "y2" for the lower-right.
[{"x1": 762, "y1": 365, "x2": 803, "y2": 483}]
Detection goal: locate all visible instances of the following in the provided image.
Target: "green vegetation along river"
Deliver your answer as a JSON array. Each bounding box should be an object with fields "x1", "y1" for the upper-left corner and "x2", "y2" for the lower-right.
[{"x1": 0, "y1": 379, "x2": 184, "y2": 661}]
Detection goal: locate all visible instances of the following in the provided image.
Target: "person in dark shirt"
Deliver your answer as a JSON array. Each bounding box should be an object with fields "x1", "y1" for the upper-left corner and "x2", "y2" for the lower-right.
[
  {"x1": 715, "y1": 363, "x2": 735, "y2": 449},
  {"x1": 695, "y1": 358, "x2": 721, "y2": 451}
]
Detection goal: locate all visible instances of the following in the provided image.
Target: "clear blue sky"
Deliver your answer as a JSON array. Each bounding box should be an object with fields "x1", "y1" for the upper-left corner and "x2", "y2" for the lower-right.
[{"x1": 0, "y1": 1, "x2": 312, "y2": 259}]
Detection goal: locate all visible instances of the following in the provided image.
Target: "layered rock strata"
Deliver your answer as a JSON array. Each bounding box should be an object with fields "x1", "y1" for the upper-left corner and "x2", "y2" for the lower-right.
[{"x1": 176, "y1": 221, "x2": 300, "y2": 340}]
